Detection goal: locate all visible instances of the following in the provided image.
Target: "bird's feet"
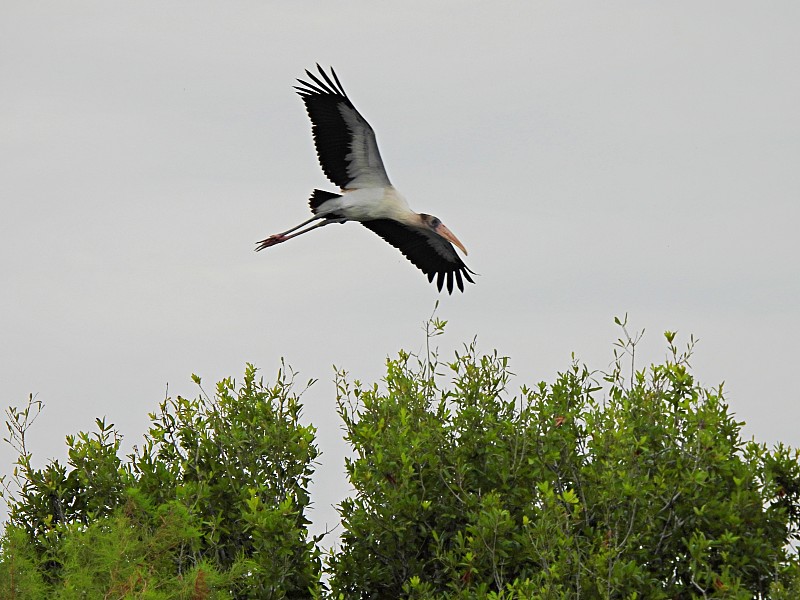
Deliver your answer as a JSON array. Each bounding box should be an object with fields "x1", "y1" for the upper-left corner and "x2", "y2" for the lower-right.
[{"x1": 255, "y1": 234, "x2": 287, "y2": 251}]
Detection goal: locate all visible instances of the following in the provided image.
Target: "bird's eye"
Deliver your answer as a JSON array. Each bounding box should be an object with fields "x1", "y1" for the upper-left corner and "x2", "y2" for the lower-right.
[{"x1": 431, "y1": 217, "x2": 441, "y2": 228}]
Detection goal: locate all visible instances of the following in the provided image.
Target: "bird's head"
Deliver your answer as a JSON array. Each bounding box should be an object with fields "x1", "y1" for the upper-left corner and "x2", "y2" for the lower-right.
[{"x1": 419, "y1": 214, "x2": 468, "y2": 256}]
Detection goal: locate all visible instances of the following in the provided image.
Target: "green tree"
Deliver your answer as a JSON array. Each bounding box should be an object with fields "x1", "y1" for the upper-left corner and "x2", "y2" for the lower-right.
[
  {"x1": 0, "y1": 363, "x2": 320, "y2": 599},
  {"x1": 328, "y1": 320, "x2": 800, "y2": 598},
  {"x1": 1, "y1": 319, "x2": 799, "y2": 599}
]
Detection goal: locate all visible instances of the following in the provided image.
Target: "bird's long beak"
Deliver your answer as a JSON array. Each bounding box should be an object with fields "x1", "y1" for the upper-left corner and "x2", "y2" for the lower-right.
[{"x1": 435, "y1": 223, "x2": 468, "y2": 256}]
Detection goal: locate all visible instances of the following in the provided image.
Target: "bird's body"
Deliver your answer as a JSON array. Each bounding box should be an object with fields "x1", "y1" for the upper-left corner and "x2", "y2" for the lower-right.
[
  {"x1": 320, "y1": 187, "x2": 411, "y2": 223},
  {"x1": 256, "y1": 65, "x2": 474, "y2": 293}
]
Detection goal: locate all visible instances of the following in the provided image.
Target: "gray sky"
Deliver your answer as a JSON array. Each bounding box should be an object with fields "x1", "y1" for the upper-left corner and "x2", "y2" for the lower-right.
[{"x1": 2, "y1": 2, "x2": 799, "y2": 539}]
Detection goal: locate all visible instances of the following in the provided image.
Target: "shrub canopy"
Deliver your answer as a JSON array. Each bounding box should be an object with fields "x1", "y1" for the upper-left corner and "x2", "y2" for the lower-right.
[{"x1": 1, "y1": 323, "x2": 798, "y2": 598}]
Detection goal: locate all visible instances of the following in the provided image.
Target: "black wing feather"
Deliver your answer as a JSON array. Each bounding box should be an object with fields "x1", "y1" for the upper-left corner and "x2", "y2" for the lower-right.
[
  {"x1": 360, "y1": 219, "x2": 475, "y2": 294},
  {"x1": 295, "y1": 65, "x2": 390, "y2": 189}
]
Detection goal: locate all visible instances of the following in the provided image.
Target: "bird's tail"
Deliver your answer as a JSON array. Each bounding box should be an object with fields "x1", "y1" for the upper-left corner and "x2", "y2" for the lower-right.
[{"x1": 308, "y1": 189, "x2": 341, "y2": 214}]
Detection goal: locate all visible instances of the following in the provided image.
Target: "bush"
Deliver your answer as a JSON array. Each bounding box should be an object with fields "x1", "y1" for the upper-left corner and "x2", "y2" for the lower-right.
[
  {"x1": 328, "y1": 320, "x2": 800, "y2": 598},
  {"x1": 0, "y1": 363, "x2": 321, "y2": 599},
  {"x1": 2, "y1": 319, "x2": 798, "y2": 598}
]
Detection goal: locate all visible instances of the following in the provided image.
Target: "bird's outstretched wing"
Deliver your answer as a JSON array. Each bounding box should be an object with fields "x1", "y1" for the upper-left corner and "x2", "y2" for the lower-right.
[
  {"x1": 361, "y1": 219, "x2": 475, "y2": 294},
  {"x1": 295, "y1": 65, "x2": 391, "y2": 190}
]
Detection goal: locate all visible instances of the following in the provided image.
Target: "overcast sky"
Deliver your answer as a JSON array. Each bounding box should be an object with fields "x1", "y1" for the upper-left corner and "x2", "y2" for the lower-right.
[{"x1": 2, "y1": 2, "x2": 799, "y2": 539}]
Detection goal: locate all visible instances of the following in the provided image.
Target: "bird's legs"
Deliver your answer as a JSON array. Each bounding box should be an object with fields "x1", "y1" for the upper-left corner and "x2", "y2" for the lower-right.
[{"x1": 255, "y1": 216, "x2": 347, "y2": 251}]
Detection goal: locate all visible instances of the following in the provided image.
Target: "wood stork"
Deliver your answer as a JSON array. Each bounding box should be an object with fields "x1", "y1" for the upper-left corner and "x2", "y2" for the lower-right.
[{"x1": 255, "y1": 65, "x2": 475, "y2": 294}]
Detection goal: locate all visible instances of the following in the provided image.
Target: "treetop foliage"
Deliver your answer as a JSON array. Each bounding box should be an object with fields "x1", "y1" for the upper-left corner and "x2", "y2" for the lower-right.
[
  {"x1": 1, "y1": 362, "x2": 320, "y2": 599},
  {"x1": 1, "y1": 316, "x2": 798, "y2": 598}
]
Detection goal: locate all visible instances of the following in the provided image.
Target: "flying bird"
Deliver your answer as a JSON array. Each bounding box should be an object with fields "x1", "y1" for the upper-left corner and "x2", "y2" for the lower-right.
[{"x1": 256, "y1": 65, "x2": 475, "y2": 293}]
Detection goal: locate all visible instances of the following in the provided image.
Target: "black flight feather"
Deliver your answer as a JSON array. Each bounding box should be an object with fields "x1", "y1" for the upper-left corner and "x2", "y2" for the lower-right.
[
  {"x1": 295, "y1": 65, "x2": 389, "y2": 189},
  {"x1": 360, "y1": 219, "x2": 475, "y2": 294}
]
